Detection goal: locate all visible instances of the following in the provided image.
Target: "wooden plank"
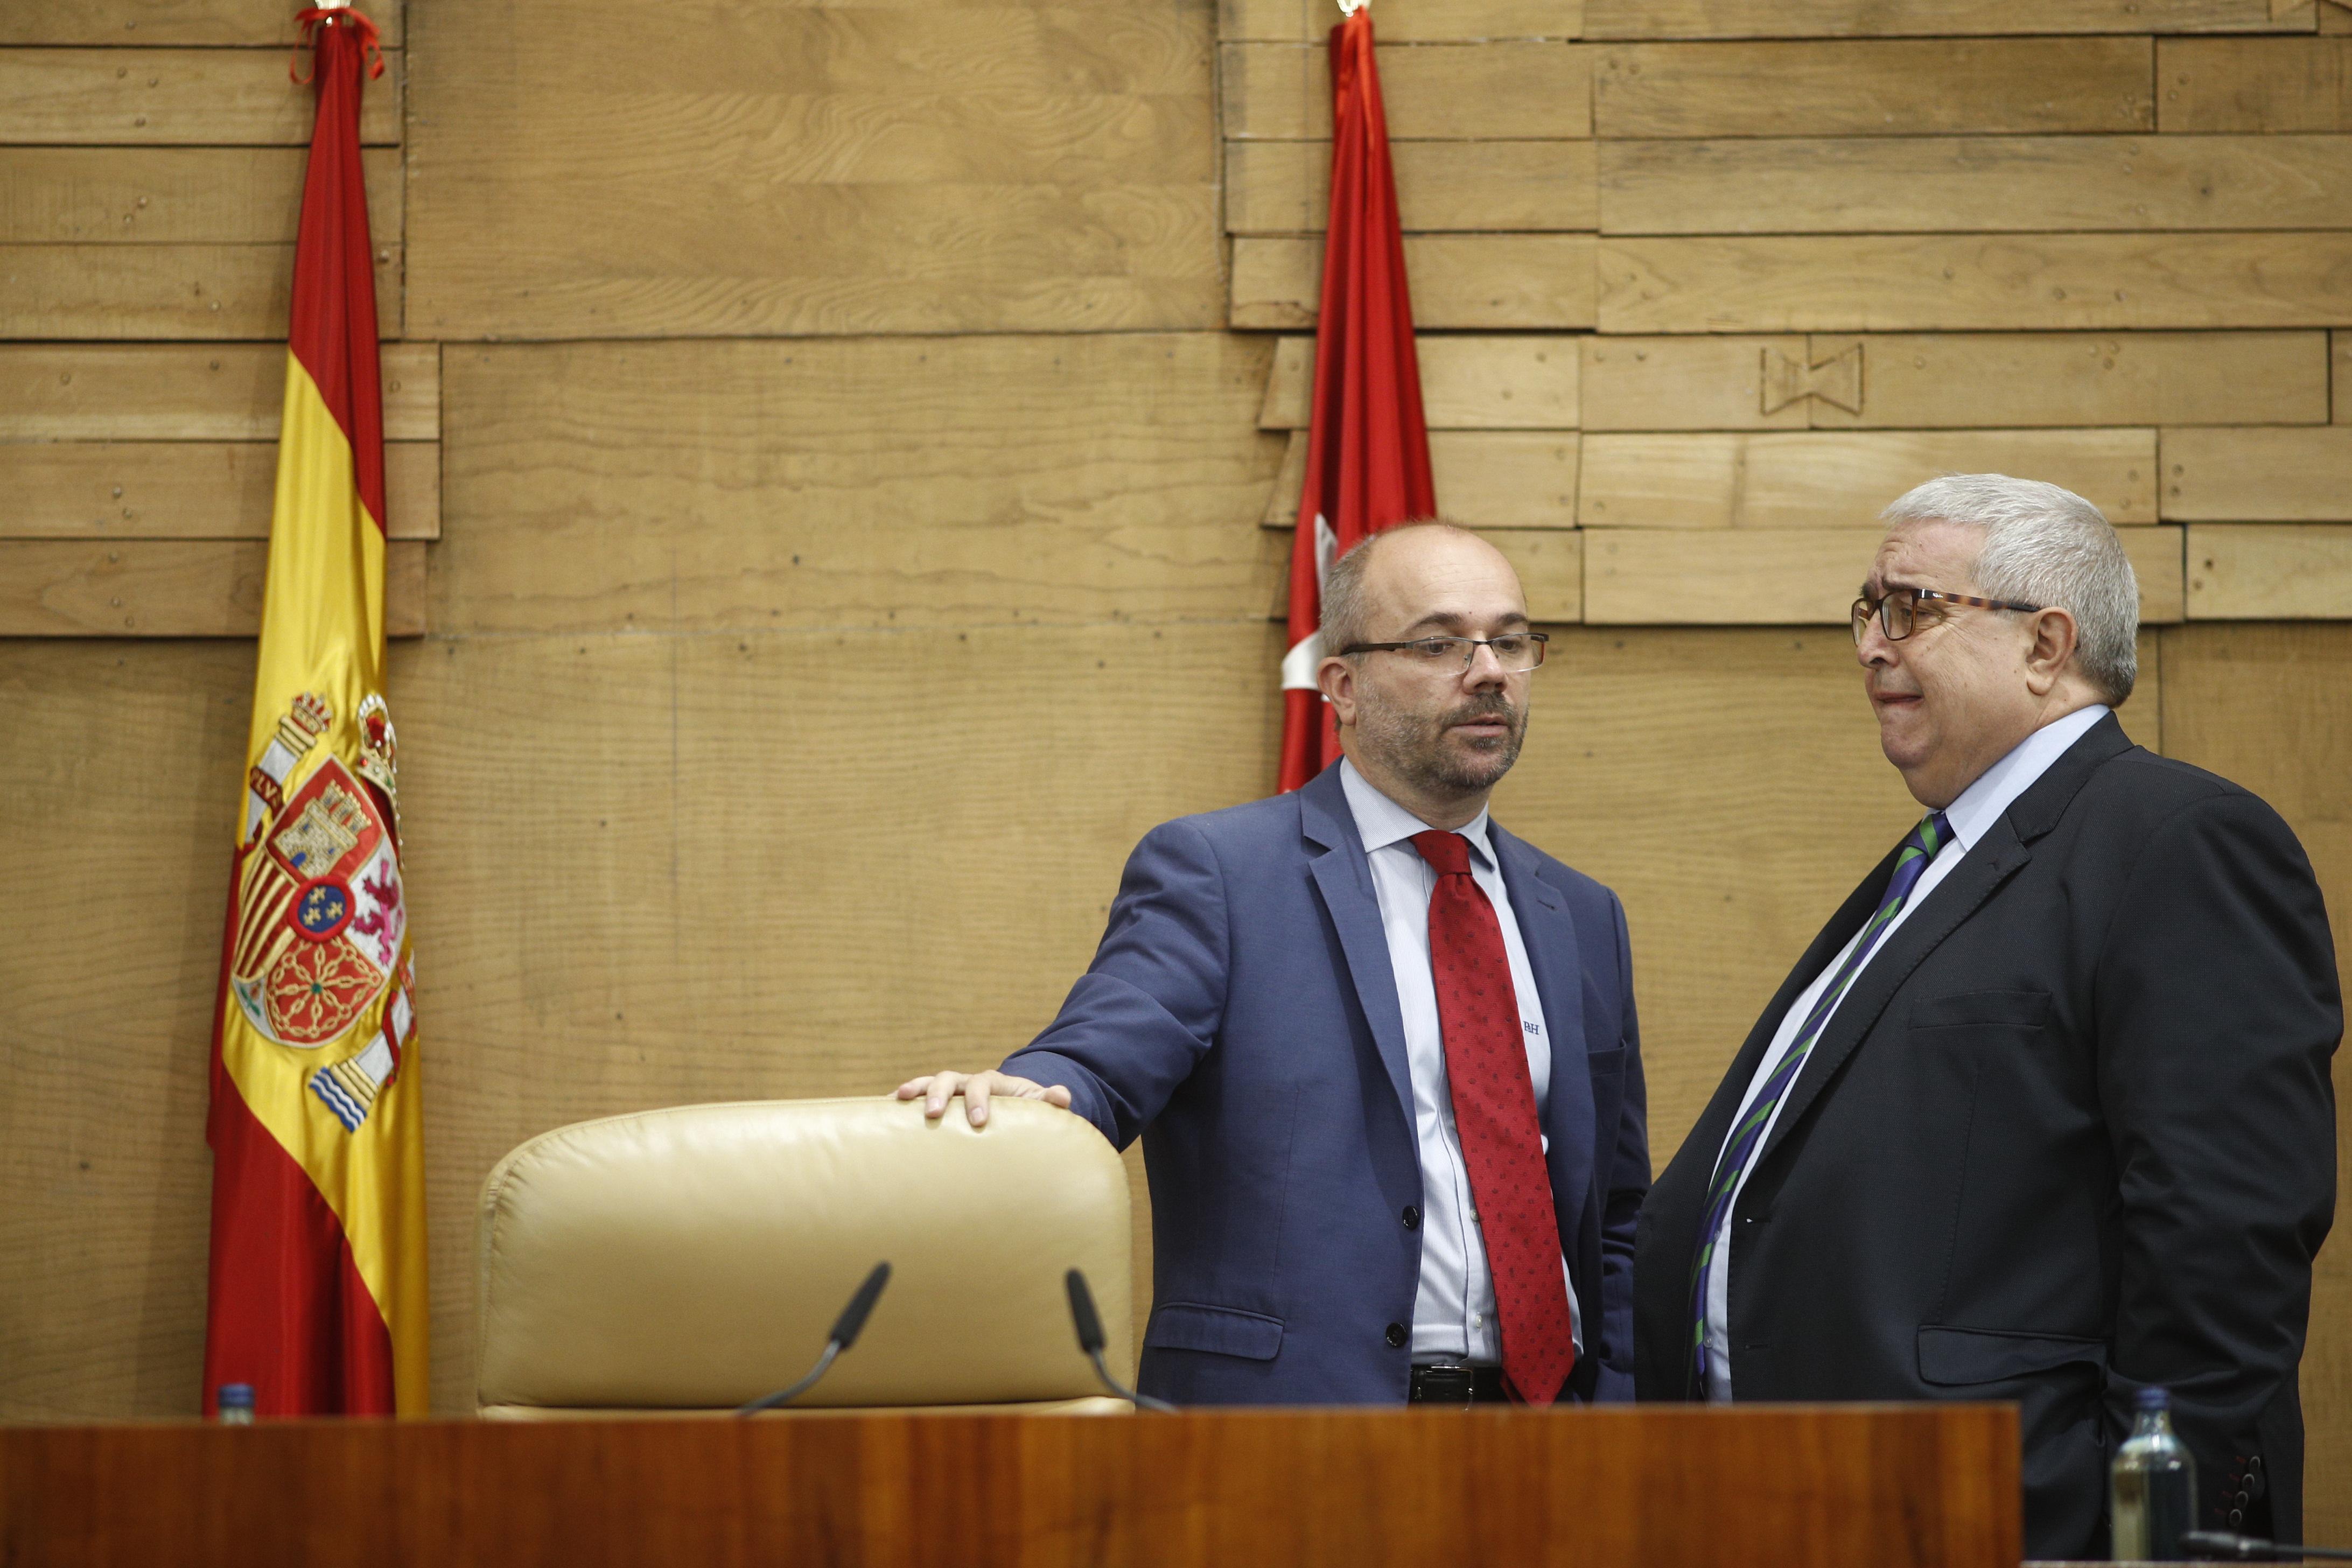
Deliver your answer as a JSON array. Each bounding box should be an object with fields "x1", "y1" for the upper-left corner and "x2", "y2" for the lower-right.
[
  {"x1": 2159, "y1": 37, "x2": 2352, "y2": 130},
  {"x1": 2124, "y1": 524, "x2": 2188, "y2": 624},
  {"x1": 1226, "y1": 140, "x2": 1597, "y2": 234},
  {"x1": 1219, "y1": 0, "x2": 1580, "y2": 42},
  {"x1": 1583, "y1": 0, "x2": 2308, "y2": 36},
  {"x1": 0, "y1": 344, "x2": 439, "y2": 442},
  {"x1": 1260, "y1": 432, "x2": 1582, "y2": 530},
  {"x1": 1581, "y1": 335, "x2": 1810, "y2": 432},
  {"x1": 1593, "y1": 39, "x2": 2152, "y2": 138},
  {"x1": 1585, "y1": 525, "x2": 2185, "y2": 625},
  {"x1": 0, "y1": 47, "x2": 403, "y2": 145},
  {"x1": 0, "y1": 539, "x2": 425, "y2": 636},
  {"x1": 0, "y1": 442, "x2": 439, "y2": 541},
  {"x1": 1597, "y1": 234, "x2": 2352, "y2": 333},
  {"x1": 435, "y1": 335, "x2": 1285, "y2": 635},
  {"x1": 1486, "y1": 528, "x2": 1582, "y2": 621},
  {"x1": 1578, "y1": 430, "x2": 2158, "y2": 530},
  {"x1": 0, "y1": 148, "x2": 402, "y2": 245},
  {"x1": 2188, "y1": 523, "x2": 2352, "y2": 615},
  {"x1": 1233, "y1": 234, "x2": 1595, "y2": 330},
  {"x1": 0, "y1": 243, "x2": 402, "y2": 340},
  {"x1": 1257, "y1": 334, "x2": 1581, "y2": 430},
  {"x1": 407, "y1": 8, "x2": 1217, "y2": 338},
  {"x1": 1808, "y1": 332, "x2": 2329, "y2": 430},
  {"x1": 1220, "y1": 41, "x2": 1592, "y2": 139},
  {"x1": 1599, "y1": 136, "x2": 2352, "y2": 235},
  {"x1": 0, "y1": 0, "x2": 403, "y2": 46},
  {"x1": 1438, "y1": 434, "x2": 1581, "y2": 531},
  {"x1": 2162, "y1": 427, "x2": 2352, "y2": 520}
]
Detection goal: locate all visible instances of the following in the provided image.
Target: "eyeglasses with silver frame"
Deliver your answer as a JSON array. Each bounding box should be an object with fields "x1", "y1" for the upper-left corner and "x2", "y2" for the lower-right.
[{"x1": 1338, "y1": 632, "x2": 1549, "y2": 672}]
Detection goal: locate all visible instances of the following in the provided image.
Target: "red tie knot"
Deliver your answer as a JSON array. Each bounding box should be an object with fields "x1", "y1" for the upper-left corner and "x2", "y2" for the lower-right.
[{"x1": 1410, "y1": 830, "x2": 1472, "y2": 877}]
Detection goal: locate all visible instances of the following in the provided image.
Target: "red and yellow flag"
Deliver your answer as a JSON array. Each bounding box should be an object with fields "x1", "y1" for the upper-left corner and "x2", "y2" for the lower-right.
[
  {"x1": 1276, "y1": 5, "x2": 1435, "y2": 793},
  {"x1": 202, "y1": 4, "x2": 425, "y2": 1417}
]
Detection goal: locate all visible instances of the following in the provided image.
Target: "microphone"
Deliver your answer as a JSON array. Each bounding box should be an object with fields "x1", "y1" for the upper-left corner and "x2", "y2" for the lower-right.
[
  {"x1": 2185, "y1": 1532, "x2": 2352, "y2": 1562},
  {"x1": 737, "y1": 1261, "x2": 891, "y2": 1415},
  {"x1": 1064, "y1": 1268, "x2": 1174, "y2": 1413}
]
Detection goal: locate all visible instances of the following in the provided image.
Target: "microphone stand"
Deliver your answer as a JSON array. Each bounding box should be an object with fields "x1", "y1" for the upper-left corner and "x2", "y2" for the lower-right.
[
  {"x1": 738, "y1": 1262, "x2": 891, "y2": 1415},
  {"x1": 1065, "y1": 1269, "x2": 1175, "y2": 1413}
]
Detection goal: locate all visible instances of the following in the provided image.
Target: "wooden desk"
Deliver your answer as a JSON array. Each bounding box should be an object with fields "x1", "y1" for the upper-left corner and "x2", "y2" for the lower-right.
[{"x1": 1, "y1": 1404, "x2": 2018, "y2": 1567}]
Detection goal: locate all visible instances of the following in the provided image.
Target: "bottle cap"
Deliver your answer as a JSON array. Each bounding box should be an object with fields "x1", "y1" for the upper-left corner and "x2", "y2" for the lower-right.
[
  {"x1": 2136, "y1": 1385, "x2": 2171, "y2": 1411},
  {"x1": 217, "y1": 1383, "x2": 256, "y2": 1410}
]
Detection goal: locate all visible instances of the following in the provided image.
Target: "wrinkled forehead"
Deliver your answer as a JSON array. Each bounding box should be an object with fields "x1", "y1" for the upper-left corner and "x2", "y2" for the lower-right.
[{"x1": 1866, "y1": 516, "x2": 1986, "y2": 596}]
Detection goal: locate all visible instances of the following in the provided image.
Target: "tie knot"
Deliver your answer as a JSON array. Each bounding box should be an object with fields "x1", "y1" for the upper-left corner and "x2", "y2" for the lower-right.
[
  {"x1": 1410, "y1": 830, "x2": 1473, "y2": 877},
  {"x1": 1908, "y1": 810, "x2": 1955, "y2": 859}
]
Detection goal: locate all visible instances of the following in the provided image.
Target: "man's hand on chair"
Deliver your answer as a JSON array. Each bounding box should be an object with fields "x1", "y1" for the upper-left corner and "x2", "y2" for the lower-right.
[{"x1": 896, "y1": 1069, "x2": 1072, "y2": 1128}]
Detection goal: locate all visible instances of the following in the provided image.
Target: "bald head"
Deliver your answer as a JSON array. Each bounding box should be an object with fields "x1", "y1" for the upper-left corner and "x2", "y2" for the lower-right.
[{"x1": 1320, "y1": 521, "x2": 1524, "y2": 658}]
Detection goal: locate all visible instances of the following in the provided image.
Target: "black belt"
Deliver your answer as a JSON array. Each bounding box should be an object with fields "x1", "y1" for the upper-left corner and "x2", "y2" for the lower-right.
[{"x1": 1408, "y1": 1362, "x2": 1509, "y2": 1405}]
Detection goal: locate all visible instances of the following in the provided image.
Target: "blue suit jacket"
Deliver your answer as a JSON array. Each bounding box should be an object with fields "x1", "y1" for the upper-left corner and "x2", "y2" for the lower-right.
[{"x1": 1005, "y1": 762, "x2": 1650, "y2": 1405}]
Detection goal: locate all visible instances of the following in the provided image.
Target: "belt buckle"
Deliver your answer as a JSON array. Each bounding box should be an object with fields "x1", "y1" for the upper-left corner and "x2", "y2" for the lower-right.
[{"x1": 1412, "y1": 1363, "x2": 1477, "y2": 1405}]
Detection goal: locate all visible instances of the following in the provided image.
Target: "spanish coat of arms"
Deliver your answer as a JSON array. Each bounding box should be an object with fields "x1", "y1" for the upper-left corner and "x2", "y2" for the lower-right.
[{"x1": 230, "y1": 690, "x2": 415, "y2": 1132}]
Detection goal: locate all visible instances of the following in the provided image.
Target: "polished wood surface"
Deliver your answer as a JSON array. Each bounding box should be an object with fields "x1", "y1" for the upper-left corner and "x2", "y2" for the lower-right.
[{"x1": 0, "y1": 1405, "x2": 2020, "y2": 1568}]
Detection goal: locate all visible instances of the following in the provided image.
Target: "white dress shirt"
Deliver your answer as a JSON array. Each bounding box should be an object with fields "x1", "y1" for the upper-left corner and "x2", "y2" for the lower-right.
[
  {"x1": 1339, "y1": 759, "x2": 1584, "y2": 1363},
  {"x1": 1702, "y1": 704, "x2": 2110, "y2": 1399}
]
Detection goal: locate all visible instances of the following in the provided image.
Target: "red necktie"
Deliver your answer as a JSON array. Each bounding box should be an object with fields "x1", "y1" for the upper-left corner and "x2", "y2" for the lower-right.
[{"x1": 1411, "y1": 830, "x2": 1577, "y2": 1406}]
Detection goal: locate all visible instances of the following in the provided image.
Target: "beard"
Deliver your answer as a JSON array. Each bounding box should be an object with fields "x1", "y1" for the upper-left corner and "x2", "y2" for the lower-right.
[{"x1": 1354, "y1": 687, "x2": 1526, "y2": 796}]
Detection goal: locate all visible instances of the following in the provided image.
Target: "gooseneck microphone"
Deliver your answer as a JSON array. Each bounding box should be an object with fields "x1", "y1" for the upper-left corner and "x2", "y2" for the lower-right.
[
  {"x1": 2184, "y1": 1532, "x2": 2352, "y2": 1562},
  {"x1": 738, "y1": 1261, "x2": 891, "y2": 1415},
  {"x1": 1065, "y1": 1268, "x2": 1175, "y2": 1413}
]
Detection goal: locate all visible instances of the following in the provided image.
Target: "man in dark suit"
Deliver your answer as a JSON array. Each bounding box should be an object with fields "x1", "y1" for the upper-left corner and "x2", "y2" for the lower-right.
[
  {"x1": 1634, "y1": 474, "x2": 2339, "y2": 1555},
  {"x1": 901, "y1": 522, "x2": 1649, "y2": 1406}
]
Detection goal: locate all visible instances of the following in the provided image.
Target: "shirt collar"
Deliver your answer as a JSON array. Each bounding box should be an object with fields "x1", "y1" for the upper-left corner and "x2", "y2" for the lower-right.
[
  {"x1": 1339, "y1": 758, "x2": 1497, "y2": 869},
  {"x1": 1941, "y1": 704, "x2": 2111, "y2": 851}
]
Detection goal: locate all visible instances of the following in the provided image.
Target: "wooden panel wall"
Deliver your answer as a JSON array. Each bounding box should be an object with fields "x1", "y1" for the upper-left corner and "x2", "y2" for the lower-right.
[
  {"x1": 0, "y1": 1, "x2": 432, "y2": 635},
  {"x1": 1, "y1": 4, "x2": 2346, "y2": 1532}
]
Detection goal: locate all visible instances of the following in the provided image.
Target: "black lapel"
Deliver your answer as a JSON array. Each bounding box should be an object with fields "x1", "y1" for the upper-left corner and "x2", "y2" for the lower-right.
[
  {"x1": 1750, "y1": 711, "x2": 2136, "y2": 1173},
  {"x1": 1297, "y1": 764, "x2": 1416, "y2": 1135}
]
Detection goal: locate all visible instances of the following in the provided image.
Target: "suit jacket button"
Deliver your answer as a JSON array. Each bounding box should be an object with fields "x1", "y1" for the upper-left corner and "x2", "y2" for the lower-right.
[
  {"x1": 1385, "y1": 1322, "x2": 1409, "y2": 1348},
  {"x1": 1402, "y1": 1206, "x2": 1422, "y2": 1230},
  {"x1": 2228, "y1": 1510, "x2": 2245, "y2": 1528}
]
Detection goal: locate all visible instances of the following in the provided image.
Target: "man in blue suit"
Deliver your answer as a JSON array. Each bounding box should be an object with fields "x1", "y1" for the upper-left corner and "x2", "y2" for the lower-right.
[{"x1": 901, "y1": 522, "x2": 1649, "y2": 1406}]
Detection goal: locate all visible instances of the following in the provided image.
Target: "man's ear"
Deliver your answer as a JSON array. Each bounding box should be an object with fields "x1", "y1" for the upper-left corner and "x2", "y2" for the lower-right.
[
  {"x1": 2022, "y1": 606, "x2": 2081, "y2": 696},
  {"x1": 1317, "y1": 653, "x2": 1357, "y2": 729}
]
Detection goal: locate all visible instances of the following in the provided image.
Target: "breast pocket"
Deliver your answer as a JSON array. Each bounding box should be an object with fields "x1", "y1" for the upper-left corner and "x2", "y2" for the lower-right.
[{"x1": 1909, "y1": 989, "x2": 2052, "y2": 1033}]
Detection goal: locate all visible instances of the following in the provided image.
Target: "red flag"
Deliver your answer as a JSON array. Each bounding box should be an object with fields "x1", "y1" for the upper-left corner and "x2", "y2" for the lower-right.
[
  {"x1": 202, "y1": 4, "x2": 426, "y2": 1418},
  {"x1": 1276, "y1": 5, "x2": 1436, "y2": 794}
]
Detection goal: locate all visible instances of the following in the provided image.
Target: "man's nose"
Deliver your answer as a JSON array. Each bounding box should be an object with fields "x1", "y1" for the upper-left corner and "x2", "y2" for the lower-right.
[
  {"x1": 1462, "y1": 642, "x2": 1509, "y2": 687},
  {"x1": 1854, "y1": 617, "x2": 1898, "y2": 669}
]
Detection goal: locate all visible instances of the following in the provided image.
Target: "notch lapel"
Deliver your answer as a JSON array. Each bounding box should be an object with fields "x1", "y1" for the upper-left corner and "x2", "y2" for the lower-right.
[
  {"x1": 1751, "y1": 819, "x2": 2032, "y2": 1175},
  {"x1": 1297, "y1": 767, "x2": 1416, "y2": 1134},
  {"x1": 1492, "y1": 827, "x2": 1593, "y2": 1229}
]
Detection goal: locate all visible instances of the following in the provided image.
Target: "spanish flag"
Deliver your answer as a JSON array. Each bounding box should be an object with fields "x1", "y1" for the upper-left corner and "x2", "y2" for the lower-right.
[{"x1": 201, "y1": 4, "x2": 425, "y2": 1417}]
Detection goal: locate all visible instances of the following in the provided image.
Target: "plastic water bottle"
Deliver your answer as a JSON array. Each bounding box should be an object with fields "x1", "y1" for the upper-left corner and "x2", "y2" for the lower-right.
[
  {"x1": 2112, "y1": 1386, "x2": 2195, "y2": 1560},
  {"x1": 216, "y1": 1383, "x2": 256, "y2": 1426}
]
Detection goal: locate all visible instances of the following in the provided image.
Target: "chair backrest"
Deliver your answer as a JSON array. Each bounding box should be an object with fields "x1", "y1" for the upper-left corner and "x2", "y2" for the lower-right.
[{"x1": 473, "y1": 1096, "x2": 1132, "y2": 1416}]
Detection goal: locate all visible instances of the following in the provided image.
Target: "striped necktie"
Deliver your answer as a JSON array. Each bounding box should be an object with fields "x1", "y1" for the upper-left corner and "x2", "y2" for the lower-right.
[{"x1": 1689, "y1": 810, "x2": 1954, "y2": 1390}]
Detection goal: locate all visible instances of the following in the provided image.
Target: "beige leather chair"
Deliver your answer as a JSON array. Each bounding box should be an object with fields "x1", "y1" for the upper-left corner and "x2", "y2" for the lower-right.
[{"x1": 474, "y1": 1096, "x2": 1133, "y2": 1417}]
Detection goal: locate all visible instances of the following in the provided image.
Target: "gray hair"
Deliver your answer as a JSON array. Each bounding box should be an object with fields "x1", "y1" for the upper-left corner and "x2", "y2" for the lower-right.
[
  {"x1": 1319, "y1": 519, "x2": 1473, "y2": 658},
  {"x1": 1880, "y1": 474, "x2": 2138, "y2": 704}
]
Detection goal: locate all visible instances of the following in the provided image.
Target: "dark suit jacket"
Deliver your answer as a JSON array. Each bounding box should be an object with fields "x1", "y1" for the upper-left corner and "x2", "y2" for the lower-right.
[
  {"x1": 1633, "y1": 715, "x2": 2339, "y2": 1557},
  {"x1": 1007, "y1": 761, "x2": 1651, "y2": 1406}
]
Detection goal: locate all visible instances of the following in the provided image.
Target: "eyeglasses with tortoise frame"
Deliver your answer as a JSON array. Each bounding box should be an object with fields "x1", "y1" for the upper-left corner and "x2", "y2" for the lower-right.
[{"x1": 1851, "y1": 587, "x2": 2041, "y2": 645}]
